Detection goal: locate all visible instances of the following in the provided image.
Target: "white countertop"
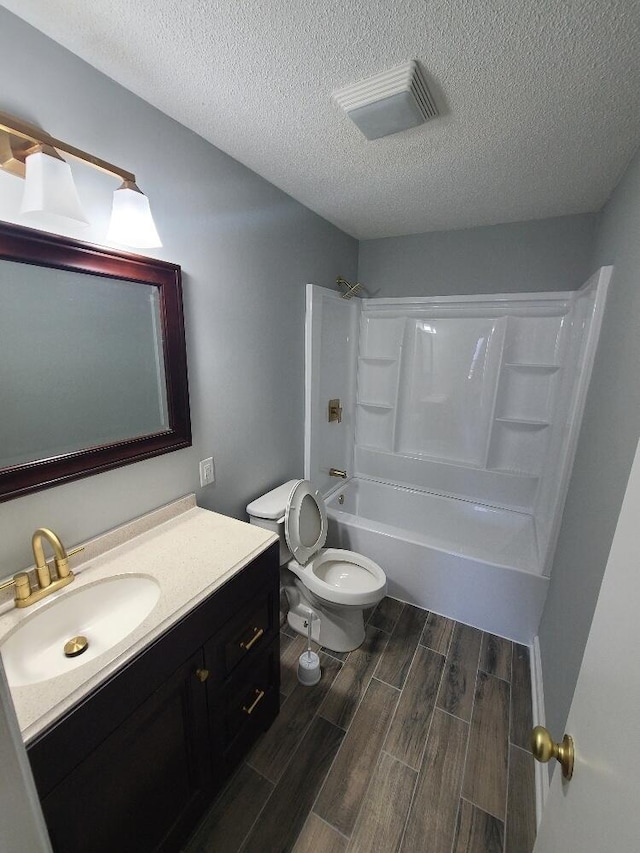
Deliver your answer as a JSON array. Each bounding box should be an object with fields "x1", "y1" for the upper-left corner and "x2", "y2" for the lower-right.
[{"x1": 0, "y1": 496, "x2": 277, "y2": 743}]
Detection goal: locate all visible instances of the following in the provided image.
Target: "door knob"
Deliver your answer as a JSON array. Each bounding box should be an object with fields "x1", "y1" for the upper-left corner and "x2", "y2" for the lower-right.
[{"x1": 531, "y1": 725, "x2": 574, "y2": 780}]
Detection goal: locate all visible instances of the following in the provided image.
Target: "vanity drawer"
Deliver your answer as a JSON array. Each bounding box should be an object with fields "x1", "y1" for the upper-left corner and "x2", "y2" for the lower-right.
[
  {"x1": 208, "y1": 583, "x2": 278, "y2": 682},
  {"x1": 223, "y1": 598, "x2": 272, "y2": 675}
]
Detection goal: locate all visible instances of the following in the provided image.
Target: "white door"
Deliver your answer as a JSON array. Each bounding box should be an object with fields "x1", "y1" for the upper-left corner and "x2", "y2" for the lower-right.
[{"x1": 534, "y1": 436, "x2": 640, "y2": 851}]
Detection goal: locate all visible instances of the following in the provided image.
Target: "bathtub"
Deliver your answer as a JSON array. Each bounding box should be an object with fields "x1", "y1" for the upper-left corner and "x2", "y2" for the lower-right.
[{"x1": 325, "y1": 478, "x2": 548, "y2": 644}]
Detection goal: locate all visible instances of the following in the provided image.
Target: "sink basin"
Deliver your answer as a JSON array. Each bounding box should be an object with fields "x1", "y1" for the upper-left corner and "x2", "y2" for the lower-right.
[{"x1": 1, "y1": 574, "x2": 160, "y2": 687}]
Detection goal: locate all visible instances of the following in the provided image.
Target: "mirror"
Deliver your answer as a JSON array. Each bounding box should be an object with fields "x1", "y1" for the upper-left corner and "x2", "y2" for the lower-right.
[{"x1": 0, "y1": 222, "x2": 191, "y2": 501}]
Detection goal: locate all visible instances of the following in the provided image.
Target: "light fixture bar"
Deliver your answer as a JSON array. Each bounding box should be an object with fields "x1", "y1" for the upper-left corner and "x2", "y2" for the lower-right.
[
  {"x1": 0, "y1": 110, "x2": 135, "y2": 183},
  {"x1": 0, "y1": 110, "x2": 161, "y2": 249}
]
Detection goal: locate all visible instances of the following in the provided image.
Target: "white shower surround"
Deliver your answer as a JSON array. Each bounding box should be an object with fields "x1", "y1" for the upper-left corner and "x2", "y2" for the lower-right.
[{"x1": 305, "y1": 270, "x2": 610, "y2": 642}]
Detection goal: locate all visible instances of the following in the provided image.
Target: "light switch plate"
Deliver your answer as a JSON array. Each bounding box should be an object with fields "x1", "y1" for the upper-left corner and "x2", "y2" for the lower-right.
[{"x1": 199, "y1": 457, "x2": 214, "y2": 487}]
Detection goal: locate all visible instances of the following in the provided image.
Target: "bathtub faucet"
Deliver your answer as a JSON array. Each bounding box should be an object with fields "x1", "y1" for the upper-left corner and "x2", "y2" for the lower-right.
[{"x1": 329, "y1": 468, "x2": 347, "y2": 478}]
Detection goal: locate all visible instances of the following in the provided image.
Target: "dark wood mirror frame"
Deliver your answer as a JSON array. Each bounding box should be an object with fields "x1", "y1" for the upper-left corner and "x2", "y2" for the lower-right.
[{"x1": 0, "y1": 221, "x2": 191, "y2": 502}]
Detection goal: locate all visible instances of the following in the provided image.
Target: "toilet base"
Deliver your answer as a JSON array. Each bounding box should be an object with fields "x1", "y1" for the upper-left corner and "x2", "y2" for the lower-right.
[{"x1": 287, "y1": 598, "x2": 366, "y2": 653}]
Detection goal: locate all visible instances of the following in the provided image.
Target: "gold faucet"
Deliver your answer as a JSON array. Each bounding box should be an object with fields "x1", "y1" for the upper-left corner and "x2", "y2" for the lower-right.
[
  {"x1": 32, "y1": 528, "x2": 72, "y2": 587},
  {"x1": 0, "y1": 528, "x2": 83, "y2": 608}
]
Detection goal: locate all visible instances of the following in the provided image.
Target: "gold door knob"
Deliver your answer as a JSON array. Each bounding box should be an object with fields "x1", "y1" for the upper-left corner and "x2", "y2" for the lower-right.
[
  {"x1": 531, "y1": 725, "x2": 574, "y2": 780},
  {"x1": 195, "y1": 668, "x2": 209, "y2": 683}
]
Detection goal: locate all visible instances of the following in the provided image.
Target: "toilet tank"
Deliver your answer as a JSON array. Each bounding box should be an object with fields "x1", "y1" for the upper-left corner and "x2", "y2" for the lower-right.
[{"x1": 246, "y1": 480, "x2": 299, "y2": 565}]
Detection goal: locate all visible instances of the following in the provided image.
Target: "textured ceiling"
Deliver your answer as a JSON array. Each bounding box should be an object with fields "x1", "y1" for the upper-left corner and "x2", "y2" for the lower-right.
[{"x1": 3, "y1": 0, "x2": 640, "y2": 239}]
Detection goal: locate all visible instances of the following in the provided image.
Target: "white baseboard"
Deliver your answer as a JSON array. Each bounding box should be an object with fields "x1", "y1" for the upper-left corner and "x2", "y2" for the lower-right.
[{"x1": 530, "y1": 635, "x2": 548, "y2": 828}]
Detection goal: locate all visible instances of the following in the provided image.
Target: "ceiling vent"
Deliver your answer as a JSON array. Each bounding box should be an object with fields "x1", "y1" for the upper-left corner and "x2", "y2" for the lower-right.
[{"x1": 332, "y1": 60, "x2": 438, "y2": 141}]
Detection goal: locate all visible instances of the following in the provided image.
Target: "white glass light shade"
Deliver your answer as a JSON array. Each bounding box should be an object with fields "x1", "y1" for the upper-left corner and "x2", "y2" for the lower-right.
[
  {"x1": 20, "y1": 146, "x2": 89, "y2": 227},
  {"x1": 107, "y1": 181, "x2": 162, "y2": 249}
]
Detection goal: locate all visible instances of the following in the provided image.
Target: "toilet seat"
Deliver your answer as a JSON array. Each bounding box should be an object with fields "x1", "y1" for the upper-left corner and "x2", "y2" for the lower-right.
[
  {"x1": 285, "y1": 480, "x2": 327, "y2": 565},
  {"x1": 284, "y1": 480, "x2": 386, "y2": 607}
]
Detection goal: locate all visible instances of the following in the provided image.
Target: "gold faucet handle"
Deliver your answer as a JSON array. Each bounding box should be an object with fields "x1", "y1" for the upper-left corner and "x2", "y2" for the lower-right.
[
  {"x1": 0, "y1": 573, "x2": 31, "y2": 603},
  {"x1": 55, "y1": 545, "x2": 84, "y2": 579},
  {"x1": 13, "y1": 573, "x2": 31, "y2": 602},
  {"x1": 328, "y1": 399, "x2": 343, "y2": 424}
]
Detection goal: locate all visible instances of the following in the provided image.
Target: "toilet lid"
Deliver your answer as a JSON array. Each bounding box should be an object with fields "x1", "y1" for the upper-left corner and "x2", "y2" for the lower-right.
[{"x1": 285, "y1": 480, "x2": 327, "y2": 565}]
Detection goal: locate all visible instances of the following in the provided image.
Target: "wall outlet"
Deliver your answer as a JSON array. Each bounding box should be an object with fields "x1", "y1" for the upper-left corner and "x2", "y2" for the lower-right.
[{"x1": 199, "y1": 457, "x2": 215, "y2": 487}]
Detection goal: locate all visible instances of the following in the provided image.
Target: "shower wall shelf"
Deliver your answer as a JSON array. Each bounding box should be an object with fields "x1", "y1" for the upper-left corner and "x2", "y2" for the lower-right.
[
  {"x1": 489, "y1": 468, "x2": 542, "y2": 477},
  {"x1": 355, "y1": 316, "x2": 403, "y2": 453},
  {"x1": 504, "y1": 363, "x2": 561, "y2": 372},
  {"x1": 357, "y1": 402, "x2": 394, "y2": 409},
  {"x1": 494, "y1": 418, "x2": 550, "y2": 428}
]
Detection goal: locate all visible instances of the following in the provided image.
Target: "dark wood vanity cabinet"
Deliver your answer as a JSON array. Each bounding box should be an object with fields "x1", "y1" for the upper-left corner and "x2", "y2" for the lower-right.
[
  {"x1": 34, "y1": 650, "x2": 212, "y2": 853},
  {"x1": 27, "y1": 542, "x2": 280, "y2": 853}
]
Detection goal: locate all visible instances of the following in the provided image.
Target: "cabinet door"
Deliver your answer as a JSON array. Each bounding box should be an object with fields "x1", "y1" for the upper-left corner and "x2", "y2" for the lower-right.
[{"x1": 40, "y1": 651, "x2": 211, "y2": 853}]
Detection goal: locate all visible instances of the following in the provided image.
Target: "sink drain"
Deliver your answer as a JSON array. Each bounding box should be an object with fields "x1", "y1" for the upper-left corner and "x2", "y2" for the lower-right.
[{"x1": 64, "y1": 635, "x2": 89, "y2": 658}]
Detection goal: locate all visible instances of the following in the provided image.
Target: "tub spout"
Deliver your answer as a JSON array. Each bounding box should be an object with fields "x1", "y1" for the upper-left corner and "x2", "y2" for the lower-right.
[{"x1": 329, "y1": 468, "x2": 347, "y2": 478}]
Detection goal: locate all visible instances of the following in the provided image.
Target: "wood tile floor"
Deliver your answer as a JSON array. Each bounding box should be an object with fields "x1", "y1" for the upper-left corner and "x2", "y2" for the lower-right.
[{"x1": 184, "y1": 598, "x2": 537, "y2": 853}]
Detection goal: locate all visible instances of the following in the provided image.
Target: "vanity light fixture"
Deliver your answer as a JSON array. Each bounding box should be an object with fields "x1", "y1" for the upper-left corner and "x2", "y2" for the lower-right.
[{"x1": 0, "y1": 110, "x2": 161, "y2": 248}]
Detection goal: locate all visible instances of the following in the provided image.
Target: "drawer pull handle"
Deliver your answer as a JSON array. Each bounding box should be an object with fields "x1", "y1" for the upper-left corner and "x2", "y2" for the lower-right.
[
  {"x1": 243, "y1": 688, "x2": 265, "y2": 715},
  {"x1": 195, "y1": 668, "x2": 210, "y2": 683},
  {"x1": 240, "y1": 626, "x2": 264, "y2": 651}
]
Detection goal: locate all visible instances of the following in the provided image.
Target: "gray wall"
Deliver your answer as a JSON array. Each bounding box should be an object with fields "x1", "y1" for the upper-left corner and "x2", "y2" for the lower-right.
[
  {"x1": 0, "y1": 8, "x2": 357, "y2": 578},
  {"x1": 538, "y1": 147, "x2": 640, "y2": 740},
  {"x1": 358, "y1": 214, "x2": 599, "y2": 297}
]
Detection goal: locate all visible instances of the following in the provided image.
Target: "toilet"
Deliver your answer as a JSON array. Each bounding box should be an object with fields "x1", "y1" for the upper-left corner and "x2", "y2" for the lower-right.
[{"x1": 247, "y1": 479, "x2": 387, "y2": 652}]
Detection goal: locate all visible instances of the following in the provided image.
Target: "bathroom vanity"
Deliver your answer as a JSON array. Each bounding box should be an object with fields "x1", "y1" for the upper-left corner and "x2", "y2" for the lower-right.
[{"x1": 0, "y1": 497, "x2": 280, "y2": 853}]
